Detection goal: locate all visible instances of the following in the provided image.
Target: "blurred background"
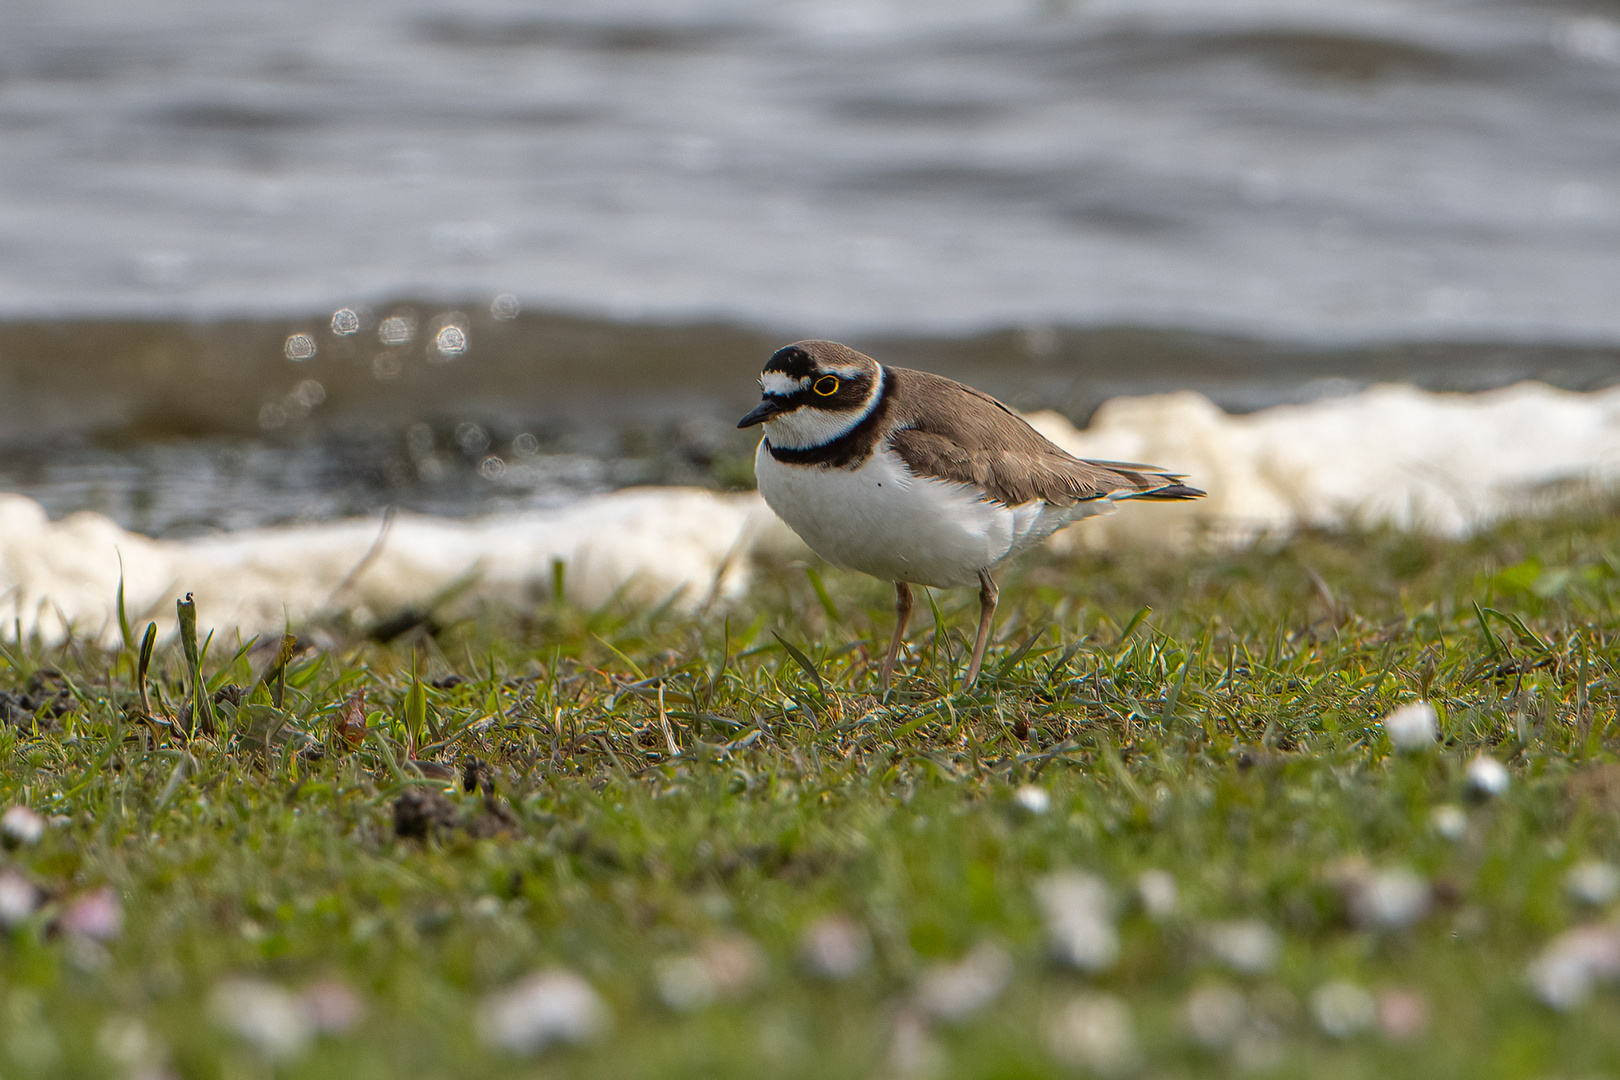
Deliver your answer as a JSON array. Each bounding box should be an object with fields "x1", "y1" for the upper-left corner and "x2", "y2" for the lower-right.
[{"x1": 1, "y1": 0, "x2": 1618, "y2": 537}]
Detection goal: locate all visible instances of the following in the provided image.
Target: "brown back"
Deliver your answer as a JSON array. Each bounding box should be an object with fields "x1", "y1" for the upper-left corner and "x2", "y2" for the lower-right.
[{"x1": 883, "y1": 366, "x2": 1198, "y2": 507}]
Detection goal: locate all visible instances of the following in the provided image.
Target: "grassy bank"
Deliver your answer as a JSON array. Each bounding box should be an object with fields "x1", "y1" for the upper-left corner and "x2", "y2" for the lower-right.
[{"x1": 2, "y1": 504, "x2": 1620, "y2": 1079}]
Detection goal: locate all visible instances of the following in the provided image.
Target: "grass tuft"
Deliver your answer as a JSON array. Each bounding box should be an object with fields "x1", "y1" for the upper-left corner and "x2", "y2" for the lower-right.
[{"x1": 1, "y1": 505, "x2": 1620, "y2": 1076}]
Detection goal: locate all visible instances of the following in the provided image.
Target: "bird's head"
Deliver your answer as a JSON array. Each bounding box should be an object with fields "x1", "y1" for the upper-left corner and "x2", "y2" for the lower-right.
[{"x1": 737, "y1": 340, "x2": 883, "y2": 449}]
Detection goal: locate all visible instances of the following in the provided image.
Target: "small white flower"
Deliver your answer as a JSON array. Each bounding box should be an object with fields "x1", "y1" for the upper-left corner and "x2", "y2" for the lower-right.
[
  {"x1": 1036, "y1": 873, "x2": 1119, "y2": 972},
  {"x1": 0, "y1": 871, "x2": 39, "y2": 927},
  {"x1": 1013, "y1": 785, "x2": 1051, "y2": 815},
  {"x1": 1, "y1": 805, "x2": 45, "y2": 847},
  {"x1": 1430, "y1": 804, "x2": 1468, "y2": 841},
  {"x1": 211, "y1": 979, "x2": 312, "y2": 1060},
  {"x1": 1466, "y1": 755, "x2": 1510, "y2": 798},
  {"x1": 1526, "y1": 923, "x2": 1620, "y2": 1011},
  {"x1": 1311, "y1": 980, "x2": 1375, "y2": 1038},
  {"x1": 1380, "y1": 701, "x2": 1438, "y2": 751},
  {"x1": 1205, "y1": 920, "x2": 1281, "y2": 976},
  {"x1": 915, "y1": 943, "x2": 1012, "y2": 1023},
  {"x1": 657, "y1": 934, "x2": 765, "y2": 1011},
  {"x1": 1349, "y1": 868, "x2": 1430, "y2": 932},
  {"x1": 1043, "y1": 993, "x2": 1139, "y2": 1075},
  {"x1": 1375, "y1": 988, "x2": 1431, "y2": 1041},
  {"x1": 1136, "y1": 869, "x2": 1178, "y2": 921},
  {"x1": 800, "y1": 915, "x2": 871, "y2": 980},
  {"x1": 656, "y1": 956, "x2": 715, "y2": 1012},
  {"x1": 1182, "y1": 983, "x2": 1247, "y2": 1048},
  {"x1": 60, "y1": 889, "x2": 122, "y2": 941},
  {"x1": 479, "y1": 971, "x2": 608, "y2": 1054},
  {"x1": 1566, "y1": 861, "x2": 1620, "y2": 906}
]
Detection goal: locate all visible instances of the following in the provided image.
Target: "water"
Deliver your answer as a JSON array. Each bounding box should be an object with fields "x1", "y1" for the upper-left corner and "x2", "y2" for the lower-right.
[{"x1": 2, "y1": 0, "x2": 1620, "y2": 531}]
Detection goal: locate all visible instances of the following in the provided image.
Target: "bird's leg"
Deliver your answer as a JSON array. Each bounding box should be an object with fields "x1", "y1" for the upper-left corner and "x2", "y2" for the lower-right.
[
  {"x1": 963, "y1": 570, "x2": 1000, "y2": 688},
  {"x1": 879, "y1": 581, "x2": 914, "y2": 694}
]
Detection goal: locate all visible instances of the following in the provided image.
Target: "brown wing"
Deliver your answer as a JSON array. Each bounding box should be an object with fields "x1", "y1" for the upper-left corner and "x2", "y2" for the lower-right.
[{"x1": 883, "y1": 366, "x2": 1203, "y2": 507}]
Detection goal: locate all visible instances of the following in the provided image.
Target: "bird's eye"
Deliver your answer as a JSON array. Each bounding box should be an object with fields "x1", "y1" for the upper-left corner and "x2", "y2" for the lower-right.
[{"x1": 814, "y1": 375, "x2": 839, "y2": 396}]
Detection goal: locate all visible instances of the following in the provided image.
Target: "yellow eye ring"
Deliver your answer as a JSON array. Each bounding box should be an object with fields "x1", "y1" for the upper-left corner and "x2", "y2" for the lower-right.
[{"x1": 813, "y1": 375, "x2": 839, "y2": 396}]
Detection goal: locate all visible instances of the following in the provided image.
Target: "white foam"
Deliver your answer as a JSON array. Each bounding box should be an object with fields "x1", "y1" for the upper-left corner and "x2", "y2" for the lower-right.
[
  {"x1": 1025, "y1": 380, "x2": 1620, "y2": 549},
  {"x1": 0, "y1": 489, "x2": 789, "y2": 647},
  {"x1": 5, "y1": 381, "x2": 1620, "y2": 644}
]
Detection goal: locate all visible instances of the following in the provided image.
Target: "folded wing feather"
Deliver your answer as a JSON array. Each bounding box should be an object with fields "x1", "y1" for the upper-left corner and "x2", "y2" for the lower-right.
[{"x1": 883, "y1": 366, "x2": 1203, "y2": 508}]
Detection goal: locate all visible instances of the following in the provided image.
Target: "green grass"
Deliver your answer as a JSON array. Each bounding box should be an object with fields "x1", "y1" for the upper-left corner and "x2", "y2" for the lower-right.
[{"x1": 3, "y1": 504, "x2": 1620, "y2": 1079}]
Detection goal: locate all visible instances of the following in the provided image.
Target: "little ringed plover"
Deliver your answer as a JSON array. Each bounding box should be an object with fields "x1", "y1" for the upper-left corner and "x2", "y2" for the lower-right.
[{"x1": 739, "y1": 340, "x2": 1204, "y2": 690}]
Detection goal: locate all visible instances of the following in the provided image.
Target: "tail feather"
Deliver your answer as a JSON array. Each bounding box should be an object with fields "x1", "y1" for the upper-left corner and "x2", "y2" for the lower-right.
[{"x1": 1124, "y1": 481, "x2": 1205, "y2": 501}]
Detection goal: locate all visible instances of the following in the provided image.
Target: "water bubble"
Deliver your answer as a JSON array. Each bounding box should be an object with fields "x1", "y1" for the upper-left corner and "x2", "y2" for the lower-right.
[
  {"x1": 330, "y1": 308, "x2": 360, "y2": 336},
  {"x1": 371, "y1": 353, "x2": 401, "y2": 380},
  {"x1": 434, "y1": 323, "x2": 468, "y2": 359},
  {"x1": 258, "y1": 403, "x2": 288, "y2": 431},
  {"x1": 455, "y1": 422, "x2": 490, "y2": 455},
  {"x1": 479, "y1": 456, "x2": 506, "y2": 480},
  {"x1": 378, "y1": 315, "x2": 416, "y2": 347},
  {"x1": 284, "y1": 334, "x2": 317, "y2": 361},
  {"x1": 511, "y1": 433, "x2": 540, "y2": 458},
  {"x1": 292, "y1": 380, "x2": 326, "y2": 408},
  {"x1": 491, "y1": 293, "x2": 522, "y2": 320}
]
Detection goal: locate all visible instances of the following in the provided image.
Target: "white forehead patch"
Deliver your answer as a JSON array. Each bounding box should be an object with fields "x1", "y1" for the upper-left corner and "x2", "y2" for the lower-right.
[{"x1": 761, "y1": 371, "x2": 805, "y2": 396}]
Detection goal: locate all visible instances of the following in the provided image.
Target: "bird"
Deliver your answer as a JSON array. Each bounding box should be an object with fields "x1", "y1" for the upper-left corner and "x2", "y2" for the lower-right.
[{"x1": 738, "y1": 339, "x2": 1204, "y2": 691}]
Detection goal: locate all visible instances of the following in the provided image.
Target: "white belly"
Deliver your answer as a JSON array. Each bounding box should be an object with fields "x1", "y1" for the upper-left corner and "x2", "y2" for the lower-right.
[{"x1": 755, "y1": 441, "x2": 1108, "y2": 588}]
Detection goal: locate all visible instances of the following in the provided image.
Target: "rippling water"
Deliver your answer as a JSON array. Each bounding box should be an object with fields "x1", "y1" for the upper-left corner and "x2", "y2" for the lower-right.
[{"x1": 3, "y1": 0, "x2": 1619, "y2": 529}]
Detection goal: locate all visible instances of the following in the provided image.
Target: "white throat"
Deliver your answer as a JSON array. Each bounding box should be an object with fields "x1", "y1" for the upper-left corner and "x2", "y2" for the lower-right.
[{"x1": 762, "y1": 366, "x2": 885, "y2": 451}]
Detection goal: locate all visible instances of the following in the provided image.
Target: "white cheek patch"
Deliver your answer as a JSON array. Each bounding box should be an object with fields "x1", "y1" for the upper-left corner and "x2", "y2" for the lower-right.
[
  {"x1": 765, "y1": 408, "x2": 865, "y2": 450},
  {"x1": 764, "y1": 366, "x2": 885, "y2": 451},
  {"x1": 761, "y1": 372, "x2": 805, "y2": 396}
]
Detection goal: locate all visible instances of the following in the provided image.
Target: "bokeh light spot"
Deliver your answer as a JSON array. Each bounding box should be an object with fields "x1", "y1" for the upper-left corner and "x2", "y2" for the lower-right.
[
  {"x1": 378, "y1": 315, "x2": 416, "y2": 347},
  {"x1": 434, "y1": 324, "x2": 468, "y2": 359},
  {"x1": 284, "y1": 334, "x2": 317, "y2": 361}
]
